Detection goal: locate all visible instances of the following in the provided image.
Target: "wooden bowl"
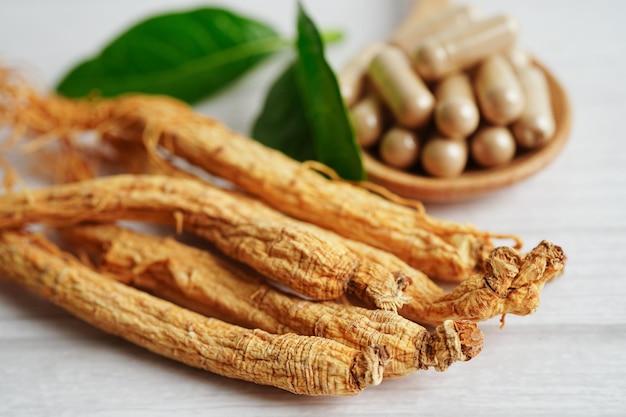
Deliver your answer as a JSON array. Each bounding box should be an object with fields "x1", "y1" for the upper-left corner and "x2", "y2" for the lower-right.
[{"x1": 363, "y1": 61, "x2": 572, "y2": 203}]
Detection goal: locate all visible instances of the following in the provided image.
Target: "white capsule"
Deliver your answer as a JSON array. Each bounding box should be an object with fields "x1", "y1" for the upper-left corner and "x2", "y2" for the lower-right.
[
  {"x1": 505, "y1": 45, "x2": 533, "y2": 69},
  {"x1": 470, "y1": 126, "x2": 516, "y2": 167},
  {"x1": 351, "y1": 95, "x2": 385, "y2": 148},
  {"x1": 379, "y1": 127, "x2": 420, "y2": 169},
  {"x1": 474, "y1": 55, "x2": 526, "y2": 126},
  {"x1": 338, "y1": 42, "x2": 385, "y2": 107},
  {"x1": 512, "y1": 65, "x2": 556, "y2": 148},
  {"x1": 421, "y1": 137, "x2": 468, "y2": 178},
  {"x1": 413, "y1": 15, "x2": 519, "y2": 81},
  {"x1": 390, "y1": 5, "x2": 480, "y2": 56},
  {"x1": 368, "y1": 45, "x2": 434, "y2": 128},
  {"x1": 434, "y1": 72, "x2": 480, "y2": 138}
]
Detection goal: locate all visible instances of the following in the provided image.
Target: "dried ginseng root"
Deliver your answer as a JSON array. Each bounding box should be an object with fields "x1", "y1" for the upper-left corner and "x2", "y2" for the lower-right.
[
  {"x1": 60, "y1": 223, "x2": 483, "y2": 378},
  {"x1": 127, "y1": 191, "x2": 560, "y2": 324},
  {"x1": 45, "y1": 143, "x2": 565, "y2": 326},
  {"x1": 0, "y1": 69, "x2": 521, "y2": 282},
  {"x1": 340, "y1": 236, "x2": 566, "y2": 325},
  {"x1": 0, "y1": 230, "x2": 385, "y2": 396},
  {"x1": 0, "y1": 174, "x2": 408, "y2": 311}
]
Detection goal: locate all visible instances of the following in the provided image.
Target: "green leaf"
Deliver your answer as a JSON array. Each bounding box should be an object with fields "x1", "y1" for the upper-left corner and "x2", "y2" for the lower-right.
[
  {"x1": 56, "y1": 8, "x2": 286, "y2": 103},
  {"x1": 252, "y1": 3, "x2": 364, "y2": 181},
  {"x1": 252, "y1": 63, "x2": 315, "y2": 162},
  {"x1": 294, "y1": 3, "x2": 364, "y2": 181},
  {"x1": 320, "y1": 29, "x2": 345, "y2": 45}
]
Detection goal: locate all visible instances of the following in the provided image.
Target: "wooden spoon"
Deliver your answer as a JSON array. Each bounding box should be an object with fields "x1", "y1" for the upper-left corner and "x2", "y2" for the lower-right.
[
  {"x1": 363, "y1": 60, "x2": 572, "y2": 203},
  {"x1": 360, "y1": 0, "x2": 572, "y2": 202}
]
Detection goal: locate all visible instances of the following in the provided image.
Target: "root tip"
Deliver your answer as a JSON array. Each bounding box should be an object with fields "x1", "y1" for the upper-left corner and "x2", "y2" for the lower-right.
[
  {"x1": 421, "y1": 320, "x2": 484, "y2": 372},
  {"x1": 451, "y1": 320, "x2": 483, "y2": 360},
  {"x1": 352, "y1": 345, "x2": 387, "y2": 389}
]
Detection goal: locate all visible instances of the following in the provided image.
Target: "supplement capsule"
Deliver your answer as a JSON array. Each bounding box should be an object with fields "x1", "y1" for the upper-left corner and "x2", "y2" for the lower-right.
[
  {"x1": 470, "y1": 126, "x2": 516, "y2": 167},
  {"x1": 505, "y1": 45, "x2": 532, "y2": 68},
  {"x1": 368, "y1": 45, "x2": 435, "y2": 128},
  {"x1": 475, "y1": 55, "x2": 525, "y2": 125},
  {"x1": 390, "y1": 5, "x2": 480, "y2": 55},
  {"x1": 421, "y1": 137, "x2": 468, "y2": 178},
  {"x1": 379, "y1": 127, "x2": 420, "y2": 169},
  {"x1": 338, "y1": 42, "x2": 385, "y2": 107},
  {"x1": 350, "y1": 95, "x2": 385, "y2": 148},
  {"x1": 413, "y1": 15, "x2": 519, "y2": 80},
  {"x1": 434, "y1": 73, "x2": 480, "y2": 138},
  {"x1": 512, "y1": 65, "x2": 555, "y2": 149}
]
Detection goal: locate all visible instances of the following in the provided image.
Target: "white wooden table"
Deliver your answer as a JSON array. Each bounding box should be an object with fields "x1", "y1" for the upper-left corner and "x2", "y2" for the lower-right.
[{"x1": 1, "y1": 1, "x2": 625, "y2": 415}]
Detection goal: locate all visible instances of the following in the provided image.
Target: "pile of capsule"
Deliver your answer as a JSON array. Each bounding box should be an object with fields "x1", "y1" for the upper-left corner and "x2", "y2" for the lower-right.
[{"x1": 339, "y1": 5, "x2": 556, "y2": 178}]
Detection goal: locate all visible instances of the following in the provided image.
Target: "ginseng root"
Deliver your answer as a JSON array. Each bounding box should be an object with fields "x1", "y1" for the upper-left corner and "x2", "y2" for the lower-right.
[
  {"x1": 60, "y1": 223, "x2": 483, "y2": 378},
  {"x1": 0, "y1": 230, "x2": 386, "y2": 396},
  {"x1": 0, "y1": 174, "x2": 408, "y2": 310},
  {"x1": 0, "y1": 68, "x2": 565, "y2": 324},
  {"x1": 341, "y1": 236, "x2": 566, "y2": 324},
  {"x1": 0, "y1": 68, "x2": 520, "y2": 282}
]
